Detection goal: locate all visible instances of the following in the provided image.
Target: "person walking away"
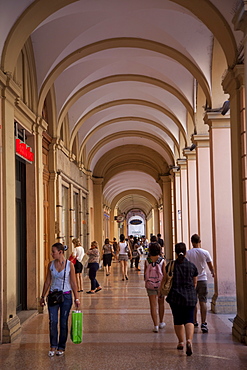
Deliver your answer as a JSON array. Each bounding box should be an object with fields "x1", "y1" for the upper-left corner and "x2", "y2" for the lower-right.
[
  {"x1": 157, "y1": 233, "x2": 165, "y2": 256},
  {"x1": 40, "y1": 243, "x2": 80, "y2": 357},
  {"x1": 186, "y1": 234, "x2": 215, "y2": 333},
  {"x1": 102, "y1": 238, "x2": 114, "y2": 276},
  {"x1": 86, "y1": 241, "x2": 102, "y2": 294},
  {"x1": 112, "y1": 237, "x2": 118, "y2": 261},
  {"x1": 72, "y1": 238, "x2": 84, "y2": 292},
  {"x1": 132, "y1": 236, "x2": 141, "y2": 271},
  {"x1": 144, "y1": 242, "x2": 166, "y2": 332},
  {"x1": 117, "y1": 233, "x2": 132, "y2": 280},
  {"x1": 163, "y1": 242, "x2": 198, "y2": 356}
]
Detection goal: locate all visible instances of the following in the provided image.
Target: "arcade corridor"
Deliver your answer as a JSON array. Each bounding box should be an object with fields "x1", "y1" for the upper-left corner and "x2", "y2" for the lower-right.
[{"x1": 1, "y1": 0, "x2": 247, "y2": 349}]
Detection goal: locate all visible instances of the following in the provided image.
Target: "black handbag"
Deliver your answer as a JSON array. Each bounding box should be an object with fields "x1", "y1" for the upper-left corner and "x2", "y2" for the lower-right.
[{"x1": 48, "y1": 260, "x2": 67, "y2": 306}]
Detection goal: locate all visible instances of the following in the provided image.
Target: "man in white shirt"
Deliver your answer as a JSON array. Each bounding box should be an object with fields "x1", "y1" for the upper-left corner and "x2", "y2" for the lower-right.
[{"x1": 186, "y1": 234, "x2": 215, "y2": 333}]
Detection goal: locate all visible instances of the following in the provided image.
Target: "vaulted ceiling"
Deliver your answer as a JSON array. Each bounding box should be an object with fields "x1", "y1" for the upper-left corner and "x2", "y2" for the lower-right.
[{"x1": 1, "y1": 0, "x2": 242, "y2": 215}]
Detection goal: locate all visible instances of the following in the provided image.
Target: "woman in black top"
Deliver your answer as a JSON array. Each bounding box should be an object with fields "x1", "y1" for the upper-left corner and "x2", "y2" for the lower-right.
[{"x1": 163, "y1": 242, "x2": 198, "y2": 356}]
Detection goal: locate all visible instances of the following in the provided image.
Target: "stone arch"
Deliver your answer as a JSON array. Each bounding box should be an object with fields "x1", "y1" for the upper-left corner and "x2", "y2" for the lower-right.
[
  {"x1": 79, "y1": 116, "x2": 180, "y2": 164},
  {"x1": 171, "y1": 0, "x2": 237, "y2": 67},
  {"x1": 87, "y1": 133, "x2": 175, "y2": 172},
  {"x1": 1, "y1": 0, "x2": 77, "y2": 74},
  {"x1": 38, "y1": 37, "x2": 212, "y2": 115},
  {"x1": 57, "y1": 74, "x2": 194, "y2": 127},
  {"x1": 69, "y1": 98, "x2": 187, "y2": 154}
]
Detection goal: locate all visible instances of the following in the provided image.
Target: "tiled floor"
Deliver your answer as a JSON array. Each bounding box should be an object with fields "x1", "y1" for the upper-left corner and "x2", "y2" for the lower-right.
[{"x1": 0, "y1": 258, "x2": 246, "y2": 370}]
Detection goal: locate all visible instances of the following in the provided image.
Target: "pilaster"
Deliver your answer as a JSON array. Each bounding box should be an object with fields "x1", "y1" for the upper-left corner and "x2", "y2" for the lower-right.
[
  {"x1": 183, "y1": 149, "x2": 198, "y2": 239},
  {"x1": 160, "y1": 175, "x2": 173, "y2": 259},
  {"x1": 92, "y1": 177, "x2": 104, "y2": 246},
  {"x1": 176, "y1": 159, "x2": 189, "y2": 248},
  {"x1": 222, "y1": 64, "x2": 247, "y2": 343},
  {"x1": 205, "y1": 111, "x2": 236, "y2": 313},
  {"x1": 1, "y1": 81, "x2": 20, "y2": 342},
  {"x1": 192, "y1": 134, "x2": 213, "y2": 258}
]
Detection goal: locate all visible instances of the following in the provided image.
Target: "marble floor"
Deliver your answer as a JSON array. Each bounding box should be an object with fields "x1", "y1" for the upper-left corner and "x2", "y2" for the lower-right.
[{"x1": 0, "y1": 258, "x2": 246, "y2": 370}]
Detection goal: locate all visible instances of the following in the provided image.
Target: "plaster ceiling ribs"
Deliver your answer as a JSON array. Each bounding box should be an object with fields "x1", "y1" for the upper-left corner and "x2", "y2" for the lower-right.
[{"x1": 1, "y1": 0, "x2": 239, "y2": 216}]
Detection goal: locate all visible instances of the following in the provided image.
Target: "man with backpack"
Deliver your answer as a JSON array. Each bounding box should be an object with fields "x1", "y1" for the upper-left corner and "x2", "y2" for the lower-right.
[{"x1": 144, "y1": 242, "x2": 166, "y2": 332}]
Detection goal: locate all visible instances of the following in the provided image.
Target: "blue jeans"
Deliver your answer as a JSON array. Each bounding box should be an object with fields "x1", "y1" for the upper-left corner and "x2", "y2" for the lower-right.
[
  {"x1": 48, "y1": 292, "x2": 72, "y2": 350},
  {"x1": 88, "y1": 262, "x2": 100, "y2": 290}
]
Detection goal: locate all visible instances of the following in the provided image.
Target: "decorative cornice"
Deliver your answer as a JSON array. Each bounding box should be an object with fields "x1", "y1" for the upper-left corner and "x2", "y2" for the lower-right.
[
  {"x1": 204, "y1": 111, "x2": 230, "y2": 129},
  {"x1": 192, "y1": 134, "x2": 209, "y2": 148},
  {"x1": 92, "y1": 177, "x2": 104, "y2": 185}
]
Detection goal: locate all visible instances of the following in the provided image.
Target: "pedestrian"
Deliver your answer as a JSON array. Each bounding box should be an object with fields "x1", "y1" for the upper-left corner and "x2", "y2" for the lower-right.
[
  {"x1": 157, "y1": 233, "x2": 165, "y2": 256},
  {"x1": 112, "y1": 237, "x2": 118, "y2": 261},
  {"x1": 164, "y1": 242, "x2": 198, "y2": 356},
  {"x1": 132, "y1": 236, "x2": 141, "y2": 271},
  {"x1": 86, "y1": 241, "x2": 102, "y2": 294},
  {"x1": 39, "y1": 242, "x2": 80, "y2": 357},
  {"x1": 102, "y1": 238, "x2": 114, "y2": 276},
  {"x1": 117, "y1": 233, "x2": 132, "y2": 280},
  {"x1": 144, "y1": 241, "x2": 166, "y2": 332},
  {"x1": 186, "y1": 234, "x2": 215, "y2": 333},
  {"x1": 72, "y1": 238, "x2": 84, "y2": 292}
]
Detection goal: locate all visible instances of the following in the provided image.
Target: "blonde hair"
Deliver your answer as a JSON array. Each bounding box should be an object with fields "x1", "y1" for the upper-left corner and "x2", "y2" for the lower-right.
[
  {"x1": 91, "y1": 240, "x2": 99, "y2": 248},
  {"x1": 72, "y1": 238, "x2": 81, "y2": 247}
]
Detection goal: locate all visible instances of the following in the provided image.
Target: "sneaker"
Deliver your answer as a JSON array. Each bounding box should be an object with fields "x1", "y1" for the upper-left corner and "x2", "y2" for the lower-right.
[
  {"x1": 48, "y1": 350, "x2": 56, "y2": 357},
  {"x1": 159, "y1": 322, "x2": 166, "y2": 329},
  {"x1": 56, "y1": 350, "x2": 64, "y2": 356},
  {"x1": 153, "y1": 326, "x2": 159, "y2": 333},
  {"x1": 201, "y1": 322, "x2": 208, "y2": 333},
  {"x1": 194, "y1": 322, "x2": 199, "y2": 327}
]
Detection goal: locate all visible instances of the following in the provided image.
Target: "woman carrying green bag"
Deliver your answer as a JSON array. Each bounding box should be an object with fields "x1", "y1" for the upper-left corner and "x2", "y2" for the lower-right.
[
  {"x1": 71, "y1": 310, "x2": 83, "y2": 344},
  {"x1": 40, "y1": 243, "x2": 80, "y2": 357}
]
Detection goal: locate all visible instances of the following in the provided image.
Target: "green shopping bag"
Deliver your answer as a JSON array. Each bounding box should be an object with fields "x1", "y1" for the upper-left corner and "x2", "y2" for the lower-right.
[{"x1": 70, "y1": 310, "x2": 83, "y2": 344}]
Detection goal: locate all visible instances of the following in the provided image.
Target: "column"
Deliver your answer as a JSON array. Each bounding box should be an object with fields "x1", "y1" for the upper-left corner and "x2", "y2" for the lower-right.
[
  {"x1": 192, "y1": 134, "x2": 213, "y2": 258},
  {"x1": 35, "y1": 121, "x2": 47, "y2": 314},
  {"x1": 92, "y1": 177, "x2": 104, "y2": 246},
  {"x1": 205, "y1": 112, "x2": 236, "y2": 313},
  {"x1": 1, "y1": 80, "x2": 20, "y2": 342},
  {"x1": 231, "y1": 2, "x2": 247, "y2": 344},
  {"x1": 223, "y1": 65, "x2": 247, "y2": 342},
  {"x1": 160, "y1": 175, "x2": 173, "y2": 259},
  {"x1": 173, "y1": 168, "x2": 182, "y2": 244},
  {"x1": 177, "y1": 159, "x2": 189, "y2": 248},
  {"x1": 183, "y1": 149, "x2": 199, "y2": 238},
  {"x1": 153, "y1": 205, "x2": 159, "y2": 236}
]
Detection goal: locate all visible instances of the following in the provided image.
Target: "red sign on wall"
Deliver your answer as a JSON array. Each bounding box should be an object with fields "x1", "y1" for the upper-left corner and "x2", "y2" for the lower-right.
[{"x1": 16, "y1": 138, "x2": 34, "y2": 163}]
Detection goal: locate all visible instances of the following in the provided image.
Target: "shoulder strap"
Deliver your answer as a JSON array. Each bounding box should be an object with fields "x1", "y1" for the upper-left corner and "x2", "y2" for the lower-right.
[{"x1": 62, "y1": 260, "x2": 67, "y2": 290}]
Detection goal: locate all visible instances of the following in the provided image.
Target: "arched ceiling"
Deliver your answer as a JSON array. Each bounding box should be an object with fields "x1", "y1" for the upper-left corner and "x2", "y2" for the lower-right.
[{"x1": 1, "y1": 0, "x2": 241, "y2": 214}]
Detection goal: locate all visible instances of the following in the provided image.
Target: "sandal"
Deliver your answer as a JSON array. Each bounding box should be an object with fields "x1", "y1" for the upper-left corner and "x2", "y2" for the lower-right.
[
  {"x1": 95, "y1": 287, "x2": 102, "y2": 292},
  {"x1": 86, "y1": 291, "x2": 95, "y2": 294},
  {"x1": 186, "y1": 341, "x2": 192, "y2": 356},
  {"x1": 177, "y1": 342, "x2": 184, "y2": 350}
]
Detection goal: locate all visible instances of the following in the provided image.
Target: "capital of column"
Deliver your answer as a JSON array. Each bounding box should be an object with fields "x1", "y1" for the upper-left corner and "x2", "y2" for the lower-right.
[
  {"x1": 183, "y1": 148, "x2": 196, "y2": 160},
  {"x1": 222, "y1": 65, "x2": 244, "y2": 95},
  {"x1": 34, "y1": 117, "x2": 48, "y2": 136},
  {"x1": 160, "y1": 174, "x2": 172, "y2": 183},
  {"x1": 192, "y1": 133, "x2": 209, "y2": 148},
  {"x1": 177, "y1": 158, "x2": 187, "y2": 169},
  {"x1": 92, "y1": 176, "x2": 104, "y2": 185},
  {"x1": 204, "y1": 111, "x2": 230, "y2": 130}
]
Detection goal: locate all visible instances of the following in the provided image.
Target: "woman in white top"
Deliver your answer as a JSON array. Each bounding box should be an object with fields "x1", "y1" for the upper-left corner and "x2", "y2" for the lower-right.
[
  {"x1": 117, "y1": 234, "x2": 132, "y2": 281},
  {"x1": 39, "y1": 243, "x2": 80, "y2": 357},
  {"x1": 72, "y1": 238, "x2": 84, "y2": 292}
]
